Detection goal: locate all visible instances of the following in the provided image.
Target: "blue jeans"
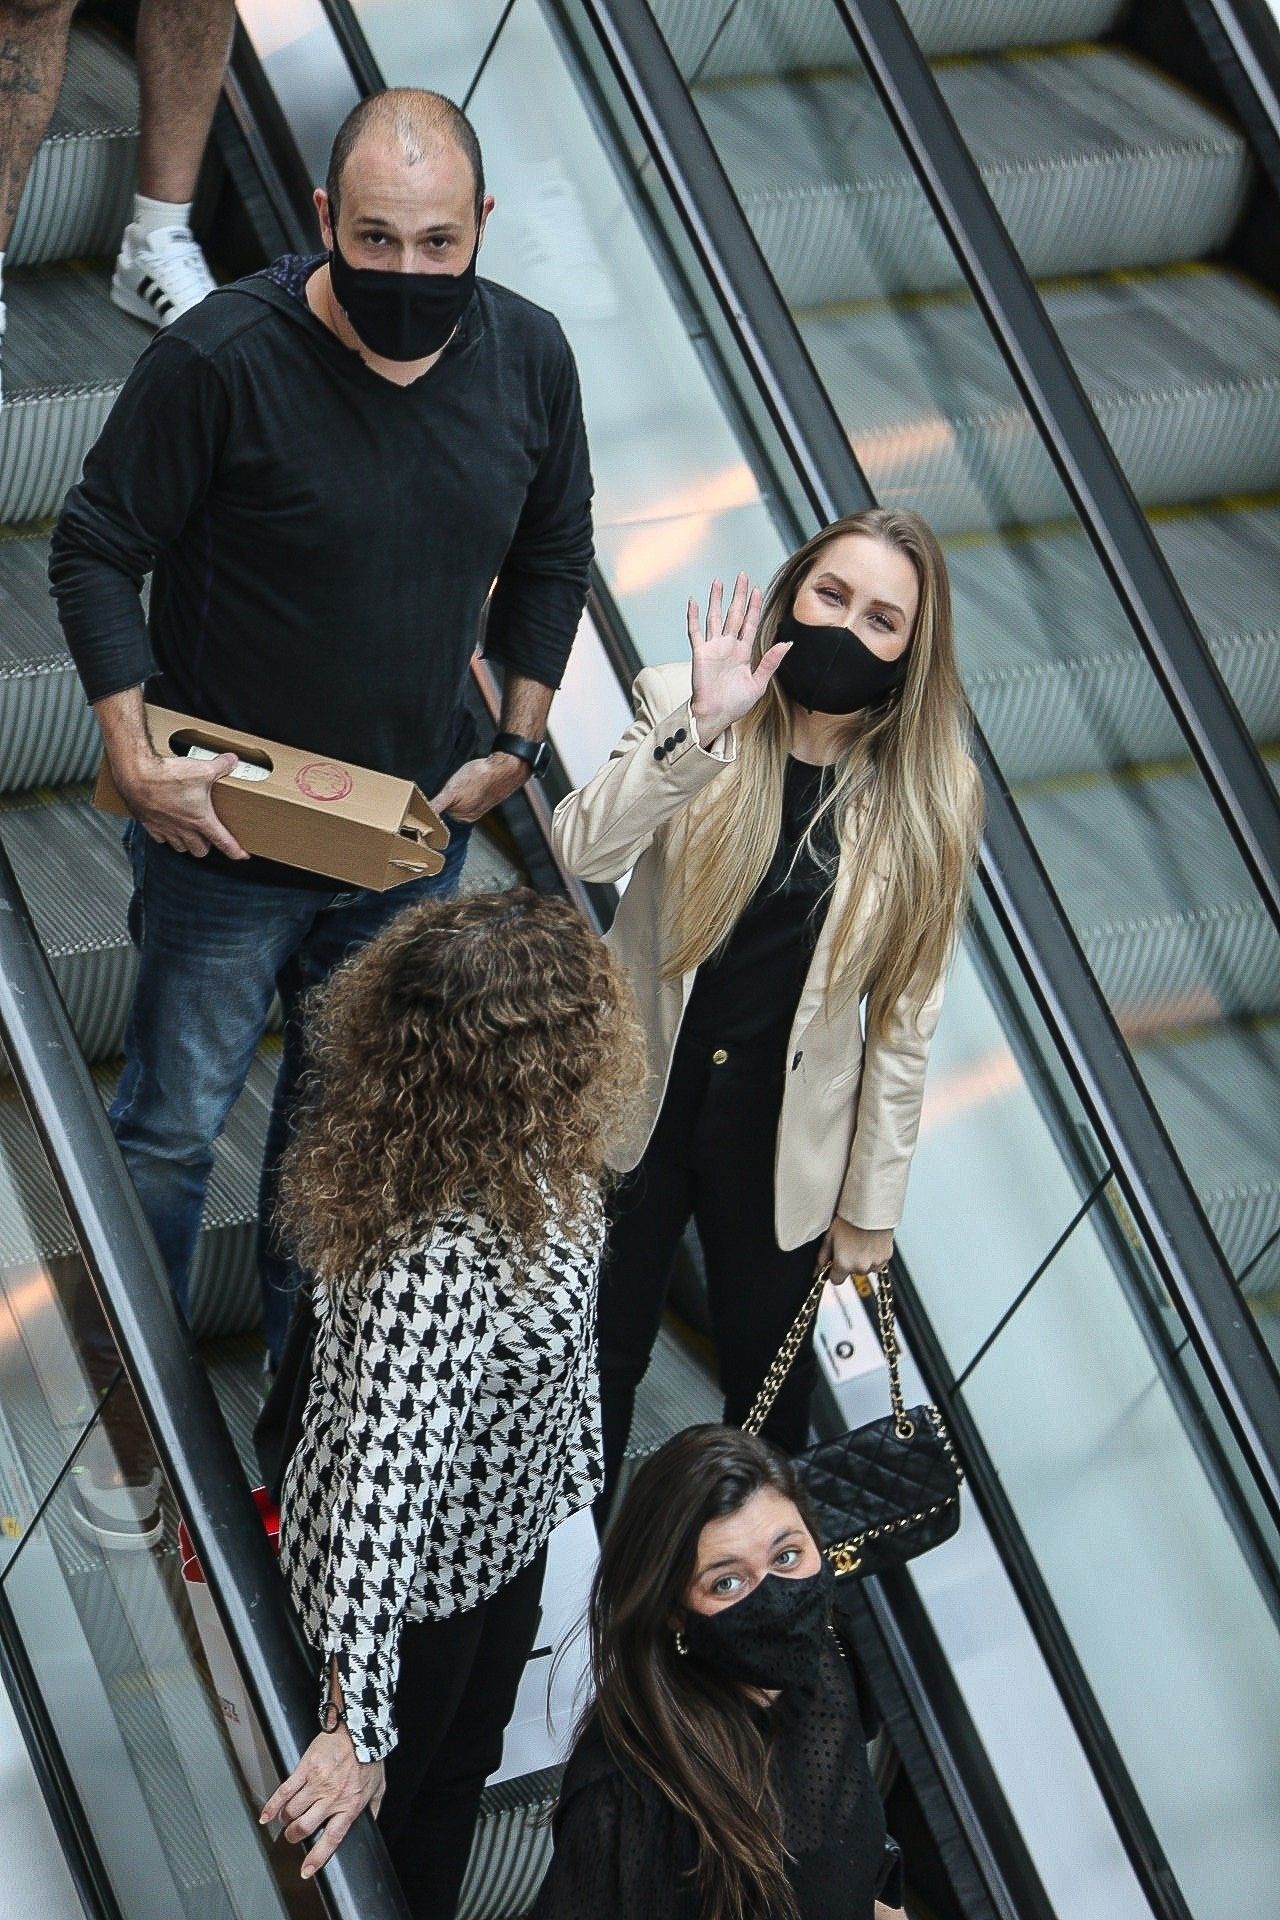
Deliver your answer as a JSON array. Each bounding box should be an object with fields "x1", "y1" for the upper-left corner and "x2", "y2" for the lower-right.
[{"x1": 109, "y1": 820, "x2": 471, "y2": 1365}]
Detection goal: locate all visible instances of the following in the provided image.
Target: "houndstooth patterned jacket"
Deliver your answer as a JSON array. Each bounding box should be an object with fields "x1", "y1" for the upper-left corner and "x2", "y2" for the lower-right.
[{"x1": 278, "y1": 1196, "x2": 605, "y2": 1761}]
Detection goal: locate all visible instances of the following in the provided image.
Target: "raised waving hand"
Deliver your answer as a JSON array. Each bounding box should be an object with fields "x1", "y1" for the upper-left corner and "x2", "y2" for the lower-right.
[{"x1": 687, "y1": 572, "x2": 790, "y2": 748}]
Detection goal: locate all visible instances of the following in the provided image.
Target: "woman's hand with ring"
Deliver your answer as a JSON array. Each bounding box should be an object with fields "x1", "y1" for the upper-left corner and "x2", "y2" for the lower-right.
[
  {"x1": 259, "y1": 1725, "x2": 385, "y2": 1878},
  {"x1": 818, "y1": 1216, "x2": 893, "y2": 1286}
]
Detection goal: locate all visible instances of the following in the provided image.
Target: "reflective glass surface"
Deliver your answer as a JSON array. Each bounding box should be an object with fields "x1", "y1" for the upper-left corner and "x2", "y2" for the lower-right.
[
  {"x1": 0, "y1": 1074, "x2": 312, "y2": 1918},
  {"x1": 896, "y1": 901, "x2": 1280, "y2": 1920}
]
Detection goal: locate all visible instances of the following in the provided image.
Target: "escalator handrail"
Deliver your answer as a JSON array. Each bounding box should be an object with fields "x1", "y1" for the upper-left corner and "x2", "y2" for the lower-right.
[
  {"x1": 552, "y1": 0, "x2": 1280, "y2": 1519},
  {"x1": 1187, "y1": 0, "x2": 1280, "y2": 200},
  {"x1": 826, "y1": 0, "x2": 1280, "y2": 936},
  {"x1": 0, "y1": 841, "x2": 410, "y2": 1920}
]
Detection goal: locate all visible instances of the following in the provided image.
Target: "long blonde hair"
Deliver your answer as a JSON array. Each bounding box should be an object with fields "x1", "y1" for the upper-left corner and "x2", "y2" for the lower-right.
[{"x1": 664, "y1": 508, "x2": 982, "y2": 1033}]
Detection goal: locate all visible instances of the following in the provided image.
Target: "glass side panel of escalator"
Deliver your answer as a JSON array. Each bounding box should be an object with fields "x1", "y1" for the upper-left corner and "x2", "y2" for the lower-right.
[
  {"x1": 889, "y1": 893, "x2": 1280, "y2": 1916},
  {"x1": 0, "y1": 1064, "x2": 313, "y2": 1920}
]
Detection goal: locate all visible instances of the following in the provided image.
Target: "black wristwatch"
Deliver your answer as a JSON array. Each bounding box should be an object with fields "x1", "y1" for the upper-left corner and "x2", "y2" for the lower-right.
[{"x1": 492, "y1": 731, "x2": 552, "y2": 779}]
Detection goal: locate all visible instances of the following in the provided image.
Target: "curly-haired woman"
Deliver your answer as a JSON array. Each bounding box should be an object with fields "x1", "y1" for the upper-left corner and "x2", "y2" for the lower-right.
[
  {"x1": 258, "y1": 888, "x2": 644, "y2": 1916},
  {"x1": 553, "y1": 508, "x2": 981, "y2": 1508},
  {"x1": 533, "y1": 1425, "x2": 905, "y2": 1920}
]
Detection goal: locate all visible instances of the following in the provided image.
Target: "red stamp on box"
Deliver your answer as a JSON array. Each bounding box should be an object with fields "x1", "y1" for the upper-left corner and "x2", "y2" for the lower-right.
[{"x1": 295, "y1": 761, "x2": 353, "y2": 803}]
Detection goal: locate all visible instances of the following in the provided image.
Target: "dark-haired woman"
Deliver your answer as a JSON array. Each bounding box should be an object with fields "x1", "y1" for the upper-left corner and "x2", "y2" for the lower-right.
[
  {"x1": 553, "y1": 508, "x2": 981, "y2": 1504},
  {"x1": 533, "y1": 1425, "x2": 905, "y2": 1920},
  {"x1": 258, "y1": 889, "x2": 645, "y2": 1916}
]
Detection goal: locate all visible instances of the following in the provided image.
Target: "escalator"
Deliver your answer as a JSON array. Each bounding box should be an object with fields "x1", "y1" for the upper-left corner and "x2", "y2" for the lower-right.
[{"x1": 3, "y1": 3, "x2": 1280, "y2": 1918}]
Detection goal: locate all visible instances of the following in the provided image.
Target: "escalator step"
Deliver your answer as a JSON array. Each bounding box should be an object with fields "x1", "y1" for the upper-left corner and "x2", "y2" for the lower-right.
[
  {"x1": 0, "y1": 266, "x2": 151, "y2": 524},
  {"x1": 949, "y1": 503, "x2": 1280, "y2": 782},
  {"x1": 1018, "y1": 769, "x2": 1280, "y2": 1031},
  {"x1": 0, "y1": 530, "x2": 98, "y2": 793},
  {"x1": 0, "y1": 1049, "x2": 275, "y2": 1337},
  {"x1": 701, "y1": 48, "x2": 1249, "y2": 306},
  {"x1": 800, "y1": 268, "x2": 1280, "y2": 534},
  {"x1": 1135, "y1": 1022, "x2": 1280, "y2": 1310},
  {"x1": 652, "y1": 0, "x2": 1126, "y2": 77},
  {"x1": 5, "y1": 23, "x2": 139, "y2": 269},
  {"x1": 0, "y1": 792, "x2": 135, "y2": 1064}
]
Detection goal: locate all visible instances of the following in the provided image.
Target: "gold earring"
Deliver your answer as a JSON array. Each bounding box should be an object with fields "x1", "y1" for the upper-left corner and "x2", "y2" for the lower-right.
[{"x1": 675, "y1": 1630, "x2": 688, "y2": 1657}]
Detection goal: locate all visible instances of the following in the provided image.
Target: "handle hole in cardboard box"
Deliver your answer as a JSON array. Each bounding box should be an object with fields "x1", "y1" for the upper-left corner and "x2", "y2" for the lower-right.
[{"x1": 170, "y1": 728, "x2": 274, "y2": 784}]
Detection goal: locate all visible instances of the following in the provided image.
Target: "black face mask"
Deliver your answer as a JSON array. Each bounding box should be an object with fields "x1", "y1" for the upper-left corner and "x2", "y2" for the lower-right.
[
  {"x1": 773, "y1": 608, "x2": 909, "y2": 714},
  {"x1": 682, "y1": 1558, "x2": 834, "y2": 1692},
  {"x1": 328, "y1": 235, "x2": 478, "y2": 361}
]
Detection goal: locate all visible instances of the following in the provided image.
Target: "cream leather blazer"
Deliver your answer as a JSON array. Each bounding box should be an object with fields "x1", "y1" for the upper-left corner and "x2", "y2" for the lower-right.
[{"x1": 552, "y1": 662, "x2": 952, "y2": 1248}]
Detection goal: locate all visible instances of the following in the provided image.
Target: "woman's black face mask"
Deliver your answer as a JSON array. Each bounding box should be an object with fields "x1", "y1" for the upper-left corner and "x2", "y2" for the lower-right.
[
  {"x1": 328, "y1": 234, "x2": 478, "y2": 361},
  {"x1": 682, "y1": 1557, "x2": 834, "y2": 1691},
  {"x1": 773, "y1": 607, "x2": 910, "y2": 714}
]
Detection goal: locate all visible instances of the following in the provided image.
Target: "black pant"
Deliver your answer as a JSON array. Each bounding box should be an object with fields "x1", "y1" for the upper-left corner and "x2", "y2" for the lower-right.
[
  {"x1": 598, "y1": 1037, "x2": 822, "y2": 1512},
  {"x1": 378, "y1": 1545, "x2": 548, "y2": 1920}
]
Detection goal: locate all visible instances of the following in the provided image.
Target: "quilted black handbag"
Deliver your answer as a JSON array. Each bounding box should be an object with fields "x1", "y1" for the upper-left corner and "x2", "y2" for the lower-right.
[{"x1": 743, "y1": 1265, "x2": 963, "y2": 1579}]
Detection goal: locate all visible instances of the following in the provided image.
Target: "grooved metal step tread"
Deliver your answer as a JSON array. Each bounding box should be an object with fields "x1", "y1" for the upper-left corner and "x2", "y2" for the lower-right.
[
  {"x1": 1018, "y1": 770, "x2": 1280, "y2": 1031},
  {"x1": 949, "y1": 503, "x2": 1280, "y2": 781},
  {"x1": 701, "y1": 48, "x2": 1249, "y2": 304},
  {"x1": 0, "y1": 792, "x2": 134, "y2": 1063},
  {"x1": 0, "y1": 529, "x2": 98, "y2": 792},
  {"x1": 800, "y1": 269, "x2": 1280, "y2": 534},
  {"x1": 2, "y1": 264, "x2": 149, "y2": 396},
  {"x1": 6, "y1": 23, "x2": 139, "y2": 268},
  {"x1": 0, "y1": 268, "x2": 151, "y2": 524},
  {"x1": 652, "y1": 0, "x2": 1126, "y2": 78},
  {"x1": 1135, "y1": 1023, "x2": 1280, "y2": 1303}
]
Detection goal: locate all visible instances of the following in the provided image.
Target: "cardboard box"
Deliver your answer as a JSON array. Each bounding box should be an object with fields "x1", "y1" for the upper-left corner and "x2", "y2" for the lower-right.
[{"x1": 94, "y1": 706, "x2": 450, "y2": 891}]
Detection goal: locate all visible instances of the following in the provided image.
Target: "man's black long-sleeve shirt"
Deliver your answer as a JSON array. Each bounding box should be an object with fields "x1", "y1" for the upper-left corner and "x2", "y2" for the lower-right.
[{"x1": 50, "y1": 255, "x2": 594, "y2": 802}]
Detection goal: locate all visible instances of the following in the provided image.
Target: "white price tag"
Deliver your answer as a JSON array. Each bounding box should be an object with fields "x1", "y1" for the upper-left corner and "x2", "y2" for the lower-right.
[{"x1": 815, "y1": 1278, "x2": 887, "y2": 1388}]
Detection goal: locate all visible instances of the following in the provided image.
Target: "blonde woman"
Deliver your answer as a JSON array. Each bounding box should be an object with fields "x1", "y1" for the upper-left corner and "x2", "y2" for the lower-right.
[
  {"x1": 553, "y1": 508, "x2": 982, "y2": 1506},
  {"x1": 258, "y1": 889, "x2": 644, "y2": 1916}
]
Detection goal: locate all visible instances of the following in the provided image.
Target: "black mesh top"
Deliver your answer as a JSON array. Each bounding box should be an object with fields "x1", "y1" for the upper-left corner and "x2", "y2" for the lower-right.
[{"x1": 533, "y1": 1629, "x2": 903, "y2": 1919}]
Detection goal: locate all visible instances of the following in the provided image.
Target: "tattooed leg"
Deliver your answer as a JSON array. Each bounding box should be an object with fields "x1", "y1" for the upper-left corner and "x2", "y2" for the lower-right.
[{"x1": 0, "y1": 0, "x2": 77, "y2": 252}]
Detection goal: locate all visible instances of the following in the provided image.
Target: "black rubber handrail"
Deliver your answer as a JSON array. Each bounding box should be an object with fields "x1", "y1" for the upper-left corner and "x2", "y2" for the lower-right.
[
  {"x1": 563, "y1": 0, "x2": 1280, "y2": 1528},
  {"x1": 828, "y1": 0, "x2": 1280, "y2": 934},
  {"x1": 0, "y1": 844, "x2": 410, "y2": 1920},
  {"x1": 1185, "y1": 0, "x2": 1280, "y2": 198}
]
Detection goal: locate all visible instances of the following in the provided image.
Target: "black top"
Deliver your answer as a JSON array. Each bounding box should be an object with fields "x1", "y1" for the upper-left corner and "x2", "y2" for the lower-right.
[
  {"x1": 682, "y1": 757, "x2": 838, "y2": 1054},
  {"x1": 49, "y1": 254, "x2": 593, "y2": 803},
  {"x1": 533, "y1": 1630, "x2": 902, "y2": 1920}
]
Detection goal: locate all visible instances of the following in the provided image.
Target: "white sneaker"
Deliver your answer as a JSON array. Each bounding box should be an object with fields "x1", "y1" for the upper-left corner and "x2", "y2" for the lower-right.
[{"x1": 111, "y1": 223, "x2": 216, "y2": 328}]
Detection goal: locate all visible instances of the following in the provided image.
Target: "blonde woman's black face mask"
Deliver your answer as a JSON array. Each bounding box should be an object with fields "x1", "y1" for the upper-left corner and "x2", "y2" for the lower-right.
[{"x1": 774, "y1": 609, "x2": 909, "y2": 714}]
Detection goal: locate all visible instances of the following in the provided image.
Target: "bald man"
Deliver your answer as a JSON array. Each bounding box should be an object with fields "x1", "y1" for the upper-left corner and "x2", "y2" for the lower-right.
[{"x1": 49, "y1": 90, "x2": 593, "y2": 1386}]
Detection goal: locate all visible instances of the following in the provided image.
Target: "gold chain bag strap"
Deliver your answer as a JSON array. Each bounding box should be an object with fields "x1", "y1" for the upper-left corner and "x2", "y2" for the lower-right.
[{"x1": 743, "y1": 1265, "x2": 963, "y2": 1579}]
